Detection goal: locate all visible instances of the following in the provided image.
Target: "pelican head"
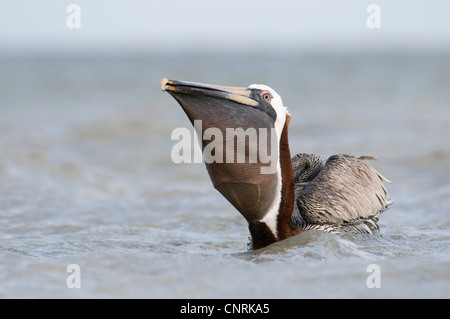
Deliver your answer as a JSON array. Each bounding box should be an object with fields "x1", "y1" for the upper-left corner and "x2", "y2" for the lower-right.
[{"x1": 161, "y1": 78, "x2": 296, "y2": 248}]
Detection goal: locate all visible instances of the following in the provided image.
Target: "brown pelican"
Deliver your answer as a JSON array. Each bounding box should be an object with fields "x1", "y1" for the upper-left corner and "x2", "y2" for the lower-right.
[{"x1": 161, "y1": 78, "x2": 393, "y2": 250}]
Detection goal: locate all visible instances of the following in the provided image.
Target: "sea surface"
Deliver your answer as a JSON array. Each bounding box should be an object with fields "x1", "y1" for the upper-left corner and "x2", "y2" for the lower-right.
[{"x1": 0, "y1": 51, "x2": 449, "y2": 298}]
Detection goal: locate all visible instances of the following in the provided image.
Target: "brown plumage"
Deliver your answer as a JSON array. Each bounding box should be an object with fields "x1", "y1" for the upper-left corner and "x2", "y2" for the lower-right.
[{"x1": 291, "y1": 153, "x2": 393, "y2": 234}]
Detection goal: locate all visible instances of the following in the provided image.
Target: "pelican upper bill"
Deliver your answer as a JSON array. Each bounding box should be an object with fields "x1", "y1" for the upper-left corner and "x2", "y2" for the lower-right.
[{"x1": 161, "y1": 78, "x2": 393, "y2": 250}]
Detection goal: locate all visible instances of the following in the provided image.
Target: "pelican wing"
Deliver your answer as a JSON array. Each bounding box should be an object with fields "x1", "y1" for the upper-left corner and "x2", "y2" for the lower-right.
[{"x1": 295, "y1": 154, "x2": 391, "y2": 227}]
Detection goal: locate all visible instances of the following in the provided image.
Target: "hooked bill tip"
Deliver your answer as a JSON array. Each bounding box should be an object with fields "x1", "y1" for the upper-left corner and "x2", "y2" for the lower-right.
[{"x1": 160, "y1": 78, "x2": 170, "y2": 91}]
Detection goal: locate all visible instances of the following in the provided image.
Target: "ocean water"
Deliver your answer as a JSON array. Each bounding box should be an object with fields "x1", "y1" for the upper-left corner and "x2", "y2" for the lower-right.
[{"x1": 0, "y1": 51, "x2": 449, "y2": 298}]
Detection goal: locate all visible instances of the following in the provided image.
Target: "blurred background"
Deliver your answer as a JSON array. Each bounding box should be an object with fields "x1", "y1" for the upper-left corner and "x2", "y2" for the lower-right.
[{"x1": 0, "y1": 0, "x2": 449, "y2": 298}]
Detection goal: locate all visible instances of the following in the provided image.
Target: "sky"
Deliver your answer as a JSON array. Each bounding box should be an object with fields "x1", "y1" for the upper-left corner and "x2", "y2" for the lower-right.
[{"x1": 1, "y1": 0, "x2": 450, "y2": 53}]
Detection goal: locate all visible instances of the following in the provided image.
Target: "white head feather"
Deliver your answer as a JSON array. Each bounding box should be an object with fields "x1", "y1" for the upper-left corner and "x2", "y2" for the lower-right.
[{"x1": 248, "y1": 84, "x2": 289, "y2": 142}]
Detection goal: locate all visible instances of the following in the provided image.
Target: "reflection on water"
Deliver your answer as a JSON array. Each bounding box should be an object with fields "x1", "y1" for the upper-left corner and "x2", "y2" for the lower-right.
[{"x1": 0, "y1": 52, "x2": 449, "y2": 298}]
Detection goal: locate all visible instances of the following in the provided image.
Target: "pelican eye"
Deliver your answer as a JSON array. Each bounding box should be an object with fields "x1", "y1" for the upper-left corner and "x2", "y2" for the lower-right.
[{"x1": 261, "y1": 91, "x2": 272, "y2": 102}]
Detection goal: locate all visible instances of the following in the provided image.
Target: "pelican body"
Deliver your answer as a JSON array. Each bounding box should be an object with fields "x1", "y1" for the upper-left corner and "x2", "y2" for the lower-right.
[{"x1": 161, "y1": 78, "x2": 392, "y2": 250}]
